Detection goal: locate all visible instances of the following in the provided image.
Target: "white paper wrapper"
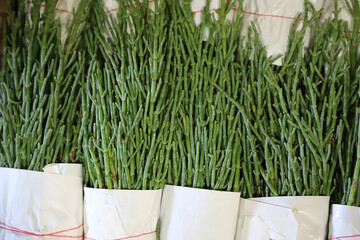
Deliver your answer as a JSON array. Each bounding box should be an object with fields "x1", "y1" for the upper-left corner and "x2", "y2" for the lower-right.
[
  {"x1": 102, "y1": 0, "x2": 120, "y2": 36},
  {"x1": 190, "y1": 0, "x2": 220, "y2": 26},
  {"x1": 188, "y1": 0, "x2": 236, "y2": 40},
  {"x1": 235, "y1": 196, "x2": 330, "y2": 240},
  {"x1": 84, "y1": 187, "x2": 162, "y2": 240},
  {"x1": 103, "y1": 0, "x2": 156, "y2": 39},
  {"x1": 322, "y1": 0, "x2": 353, "y2": 24},
  {"x1": 25, "y1": 0, "x2": 80, "y2": 45},
  {"x1": 189, "y1": 0, "x2": 355, "y2": 65},
  {"x1": 104, "y1": 0, "x2": 157, "y2": 17},
  {"x1": 240, "y1": 0, "x2": 327, "y2": 65},
  {"x1": 160, "y1": 185, "x2": 241, "y2": 240},
  {"x1": 0, "y1": 164, "x2": 83, "y2": 240},
  {"x1": 328, "y1": 204, "x2": 360, "y2": 240}
]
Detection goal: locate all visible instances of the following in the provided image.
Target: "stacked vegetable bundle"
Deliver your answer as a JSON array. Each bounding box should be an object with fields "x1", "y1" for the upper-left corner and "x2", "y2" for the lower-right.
[
  {"x1": 165, "y1": 0, "x2": 360, "y2": 205},
  {"x1": 0, "y1": 0, "x2": 89, "y2": 170},
  {"x1": 81, "y1": 0, "x2": 174, "y2": 190},
  {"x1": 81, "y1": 0, "x2": 257, "y2": 195},
  {"x1": 0, "y1": 2, "x2": 89, "y2": 239},
  {"x1": 0, "y1": 0, "x2": 359, "y2": 239},
  {"x1": 221, "y1": 1, "x2": 360, "y2": 204}
]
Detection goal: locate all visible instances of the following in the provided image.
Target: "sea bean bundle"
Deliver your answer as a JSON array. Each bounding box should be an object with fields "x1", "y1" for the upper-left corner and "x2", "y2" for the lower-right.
[
  {"x1": 81, "y1": 0, "x2": 175, "y2": 189},
  {"x1": 0, "y1": 0, "x2": 89, "y2": 170}
]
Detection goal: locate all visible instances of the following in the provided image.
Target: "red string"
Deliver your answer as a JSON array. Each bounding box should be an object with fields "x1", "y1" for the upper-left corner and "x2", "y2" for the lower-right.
[
  {"x1": 241, "y1": 10, "x2": 304, "y2": 21},
  {"x1": 0, "y1": 222, "x2": 83, "y2": 239},
  {"x1": 347, "y1": 30, "x2": 360, "y2": 34},
  {"x1": 191, "y1": 7, "x2": 305, "y2": 21},
  {"x1": 22, "y1": 2, "x2": 360, "y2": 34},
  {"x1": 53, "y1": 8, "x2": 73, "y2": 15},
  {"x1": 84, "y1": 230, "x2": 157, "y2": 240},
  {"x1": 106, "y1": 0, "x2": 156, "y2": 14},
  {"x1": 105, "y1": 8, "x2": 119, "y2": 14},
  {"x1": 328, "y1": 235, "x2": 360, "y2": 240},
  {"x1": 26, "y1": 2, "x2": 73, "y2": 15},
  {"x1": 24, "y1": 0, "x2": 359, "y2": 30}
]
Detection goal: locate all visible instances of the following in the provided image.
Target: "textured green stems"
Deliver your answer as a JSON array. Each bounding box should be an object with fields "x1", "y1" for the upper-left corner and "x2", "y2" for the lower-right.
[{"x1": 0, "y1": 0, "x2": 87, "y2": 170}]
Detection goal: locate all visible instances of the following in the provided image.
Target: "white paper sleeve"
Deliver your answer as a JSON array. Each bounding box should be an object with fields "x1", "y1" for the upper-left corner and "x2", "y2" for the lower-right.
[
  {"x1": 188, "y1": 0, "x2": 236, "y2": 40},
  {"x1": 160, "y1": 185, "x2": 241, "y2": 240},
  {"x1": 103, "y1": 0, "x2": 157, "y2": 40},
  {"x1": 235, "y1": 196, "x2": 330, "y2": 240},
  {"x1": 240, "y1": 0, "x2": 328, "y2": 65},
  {"x1": 84, "y1": 187, "x2": 162, "y2": 240},
  {"x1": 190, "y1": 0, "x2": 221, "y2": 26},
  {"x1": 25, "y1": 0, "x2": 80, "y2": 45},
  {"x1": 0, "y1": 164, "x2": 83, "y2": 240},
  {"x1": 236, "y1": 198, "x2": 298, "y2": 240},
  {"x1": 328, "y1": 204, "x2": 360, "y2": 240}
]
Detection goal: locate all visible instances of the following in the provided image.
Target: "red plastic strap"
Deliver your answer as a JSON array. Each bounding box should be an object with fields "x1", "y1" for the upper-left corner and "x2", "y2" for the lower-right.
[
  {"x1": 84, "y1": 230, "x2": 157, "y2": 240},
  {"x1": 0, "y1": 222, "x2": 83, "y2": 239},
  {"x1": 328, "y1": 235, "x2": 360, "y2": 240}
]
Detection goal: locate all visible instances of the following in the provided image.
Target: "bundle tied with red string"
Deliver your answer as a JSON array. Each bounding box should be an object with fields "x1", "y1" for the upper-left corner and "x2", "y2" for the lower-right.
[
  {"x1": 191, "y1": 0, "x2": 356, "y2": 66},
  {"x1": 328, "y1": 205, "x2": 360, "y2": 240},
  {"x1": 81, "y1": 1, "x2": 165, "y2": 239},
  {"x1": 0, "y1": 164, "x2": 83, "y2": 240},
  {"x1": 0, "y1": 0, "x2": 88, "y2": 238}
]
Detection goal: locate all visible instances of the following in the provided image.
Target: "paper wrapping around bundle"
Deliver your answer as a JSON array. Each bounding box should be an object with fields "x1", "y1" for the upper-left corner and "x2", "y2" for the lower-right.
[
  {"x1": 102, "y1": 0, "x2": 119, "y2": 39},
  {"x1": 84, "y1": 187, "x2": 162, "y2": 240},
  {"x1": 189, "y1": 0, "x2": 337, "y2": 65},
  {"x1": 0, "y1": 164, "x2": 83, "y2": 240},
  {"x1": 241, "y1": 0, "x2": 357, "y2": 65},
  {"x1": 160, "y1": 185, "x2": 241, "y2": 240},
  {"x1": 235, "y1": 196, "x2": 330, "y2": 240},
  {"x1": 188, "y1": 0, "x2": 236, "y2": 40},
  {"x1": 241, "y1": 0, "x2": 327, "y2": 65},
  {"x1": 103, "y1": 0, "x2": 156, "y2": 39},
  {"x1": 322, "y1": 0, "x2": 353, "y2": 23},
  {"x1": 190, "y1": 0, "x2": 236, "y2": 25},
  {"x1": 328, "y1": 204, "x2": 360, "y2": 239},
  {"x1": 25, "y1": 0, "x2": 80, "y2": 45}
]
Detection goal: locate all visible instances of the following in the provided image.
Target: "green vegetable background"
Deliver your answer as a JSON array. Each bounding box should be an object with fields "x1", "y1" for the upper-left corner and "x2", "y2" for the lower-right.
[{"x1": 1, "y1": 0, "x2": 359, "y2": 207}]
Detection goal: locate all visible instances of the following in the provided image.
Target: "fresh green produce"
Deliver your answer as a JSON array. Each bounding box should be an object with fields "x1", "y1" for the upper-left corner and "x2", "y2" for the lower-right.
[
  {"x1": 0, "y1": 0, "x2": 89, "y2": 170},
  {"x1": 211, "y1": 0, "x2": 360, "y2": 203},
  {"x1": 80, "y1": 0, "x2": 360, "y2": 206},
  {"x1": 82, "y1": 0, "x2": 175, "y2": 189},
  {"x1": 207, "y1": 3, "x2": 348, "y2": 201},
  {"x1": 338, "y1": 0, "x2": 360, "y2": 206},
  {"x1": 1, "y1": 0, "x2": 359, "y2": 208},
  {"x1": 165, "y1": 0, "x2": 246, "y2": 192}
]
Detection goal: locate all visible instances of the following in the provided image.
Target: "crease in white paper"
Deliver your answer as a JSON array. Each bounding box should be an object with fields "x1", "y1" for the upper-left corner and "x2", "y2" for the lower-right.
[
  {"x1": 328, "y1": 204, "x2": 360, "y2": 239},
  {"x1": 43, "y1": 163, "x2": 82, "y2": 177},
  {"x1": 236, "y1": 196, "x2": 330, "y2": 240},
  {"x1": 84, "y1": 187, "x2": 162, "y2": 240},
  {"x1": 160, "y1": 185, "x2": 241, "y2": 240},
  {"x1": 0, "y1": 164, "x2": 83, "y2": 240},
  {"x1": 241, "y1": 216, "x2": 287, "y2": 240},
  {"x1": 237, "y1": 198, "x2": 298, "y2": 240}
]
